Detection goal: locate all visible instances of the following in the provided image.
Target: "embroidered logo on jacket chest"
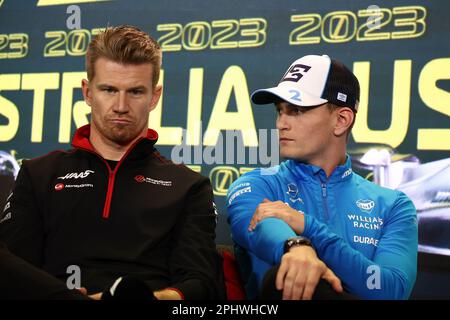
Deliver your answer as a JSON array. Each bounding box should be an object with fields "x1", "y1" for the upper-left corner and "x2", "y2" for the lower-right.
[
  {"x1": 286, "y1": 183, "x2": 303, "y2": 204},
  {"x1": 347, "y1": 199, "x2": 383, "y2": 230},
  {"x1": 134, "y1": 175, "x2": 172, "y2": 186},
  {"x1": 57, "y1": 170, "x2": 95, "y2": 180}
]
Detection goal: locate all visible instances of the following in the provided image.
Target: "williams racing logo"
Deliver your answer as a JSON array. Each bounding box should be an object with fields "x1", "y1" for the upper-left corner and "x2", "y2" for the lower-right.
[
  {"x1": 349, "y1": 199, "x2": 382, "y2": 230},
  {"x1": 356, "y1": 199, "x2": 375, "y2": 213}
]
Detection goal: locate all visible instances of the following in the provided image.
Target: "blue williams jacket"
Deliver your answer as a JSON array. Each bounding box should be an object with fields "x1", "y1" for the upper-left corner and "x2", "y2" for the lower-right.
[{"x1": 226, "y1": 156, "x2": 417, "y2": 299}]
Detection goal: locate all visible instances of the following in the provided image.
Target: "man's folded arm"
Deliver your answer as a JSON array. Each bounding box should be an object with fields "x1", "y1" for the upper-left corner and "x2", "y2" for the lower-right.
[{"x1": 227, "y1": 175, "x2": 296, "y2": 265}]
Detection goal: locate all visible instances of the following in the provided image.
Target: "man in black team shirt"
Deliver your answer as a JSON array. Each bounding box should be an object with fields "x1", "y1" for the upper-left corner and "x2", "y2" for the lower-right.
[{"x1": 0, "y1": 25, "x2": 225, "y2": 300}]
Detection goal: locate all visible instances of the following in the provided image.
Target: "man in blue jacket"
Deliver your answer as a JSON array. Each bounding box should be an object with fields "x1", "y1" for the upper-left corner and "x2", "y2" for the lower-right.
[{"x1": 226, "y1": 54, "x2": 417, "y2": 300}]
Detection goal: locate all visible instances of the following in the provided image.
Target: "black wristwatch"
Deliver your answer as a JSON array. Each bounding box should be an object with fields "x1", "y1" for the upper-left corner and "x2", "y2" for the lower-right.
[{"x1": 284, "y1": 236, "x2": 312, "y2": 253}]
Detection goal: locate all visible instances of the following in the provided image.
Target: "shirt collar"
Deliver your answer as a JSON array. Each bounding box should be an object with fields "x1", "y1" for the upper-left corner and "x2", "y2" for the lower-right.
[
  {"x1": 287, "y1": 155, "x2": 353, "y2": 183},
  {"x1": 71, "y1": 124, "x2": 158, "y2": 159}
]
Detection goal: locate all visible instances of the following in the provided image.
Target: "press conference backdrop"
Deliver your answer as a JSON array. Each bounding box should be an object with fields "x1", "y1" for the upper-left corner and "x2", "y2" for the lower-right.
[{"x1": 1, "y1": 0, "x2": 449, "y2": 298}]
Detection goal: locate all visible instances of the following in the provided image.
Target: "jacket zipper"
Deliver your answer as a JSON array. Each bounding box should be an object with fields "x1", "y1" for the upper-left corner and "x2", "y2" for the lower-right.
[
  {"x1": 320, "y1": 181, "x2": 329, "y2": 221},
  {"x1": 77, "y1": 138, "x2": 143, "y2": 219},
  {"x1": 102, "y1": 167, "x2": 116, "y2": 219}
]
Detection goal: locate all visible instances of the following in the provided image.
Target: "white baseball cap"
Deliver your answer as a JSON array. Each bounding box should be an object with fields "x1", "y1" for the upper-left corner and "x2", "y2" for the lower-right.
[{"x1": 251, "y1": 55, "x2": 360, "y2": 111}]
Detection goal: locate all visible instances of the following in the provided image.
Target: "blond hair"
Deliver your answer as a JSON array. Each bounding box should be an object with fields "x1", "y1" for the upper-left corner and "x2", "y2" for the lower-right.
[{"x1": 86, "y1": 25, "x2": 162, "y2": 87}]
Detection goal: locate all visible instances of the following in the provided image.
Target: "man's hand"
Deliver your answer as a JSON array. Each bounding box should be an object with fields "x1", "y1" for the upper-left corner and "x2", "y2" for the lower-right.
[
  {"x1": 153, "y1": 288, "x2": 183, "y2": 300},
  {"x1": 249, "y1": 199, "x2": 343, "y2": 299},
  {"x1": 77, "y1": 287, "x2": 103, "y2": 300},
  {"x1": 249, "y1": 199, "x2": 305, "y2": 234},
  {"x1": 77, "y1": 287, "x2": 88, "y2": 295},
  {"x1": 88, "y1": 292, "x2": 103, "y2": 300},
  {"x1": 276, "y1": 245, "x2": 343, "y2": 300}
]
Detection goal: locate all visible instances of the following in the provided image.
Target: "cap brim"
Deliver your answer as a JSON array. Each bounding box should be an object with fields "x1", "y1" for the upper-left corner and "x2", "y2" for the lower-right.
[{"x1": 251, "y1": 87, "x2": 328, "y2": 107}]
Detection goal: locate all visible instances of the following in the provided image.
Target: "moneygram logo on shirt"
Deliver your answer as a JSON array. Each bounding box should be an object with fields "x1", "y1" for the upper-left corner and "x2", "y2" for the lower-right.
[{"x1": 356, "y1": 199, "x2": 375, "y2": 213}]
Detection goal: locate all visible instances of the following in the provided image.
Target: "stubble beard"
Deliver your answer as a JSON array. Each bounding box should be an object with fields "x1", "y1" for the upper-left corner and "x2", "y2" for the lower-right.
[{"x1": 94, "y1": 115, "x2": 144, "y2": 146}]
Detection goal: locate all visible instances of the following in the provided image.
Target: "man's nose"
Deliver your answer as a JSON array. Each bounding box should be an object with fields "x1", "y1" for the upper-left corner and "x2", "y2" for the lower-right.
[
  {"x1": 113, "y1": 91, "x2": 129, "y2": 113},
  {"x1": 276, "y1": 113, "x2": 289, "y2": 131}
]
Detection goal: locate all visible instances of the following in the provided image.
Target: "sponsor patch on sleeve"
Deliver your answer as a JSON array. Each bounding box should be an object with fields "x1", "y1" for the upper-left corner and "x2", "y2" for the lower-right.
[{"x1": 228, "y1": 185, "x2": 252, "y2": 205}]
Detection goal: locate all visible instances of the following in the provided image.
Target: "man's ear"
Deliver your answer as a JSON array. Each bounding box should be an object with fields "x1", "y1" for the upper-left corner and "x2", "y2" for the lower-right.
[
  {"x1": 334, "y1": 107, "x2": 354, "y2": 137},
  {"x1": 81, "y1": 79, "x2": 92, "y2": 107},
  {"x1": 148, "y1": 84, "x2": 162, "y2": 112}
]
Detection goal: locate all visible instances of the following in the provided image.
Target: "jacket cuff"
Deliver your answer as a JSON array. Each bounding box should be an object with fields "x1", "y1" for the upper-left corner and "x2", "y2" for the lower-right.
[{"x1": 302, "y1": 214, "x2": 314, "y2": 238}]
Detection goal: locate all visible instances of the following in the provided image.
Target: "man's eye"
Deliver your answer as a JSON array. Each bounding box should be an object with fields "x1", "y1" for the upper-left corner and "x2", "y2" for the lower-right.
[
  {"x1": 131, "y1": 89, "x2": 143, "y2": 95},
  {"x1": 292, "y1": 107, "x2": 303, "y2": 115},
  {"x1": 103, "y1": 88, "x2": 115, "y2": 93}
]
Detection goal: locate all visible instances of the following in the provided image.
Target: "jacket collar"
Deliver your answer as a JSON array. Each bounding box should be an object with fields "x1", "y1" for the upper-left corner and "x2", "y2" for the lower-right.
[
  {"x1": 287, "y1": 155, "x2": 353, "y2": 184},
  {"x1": 71, "y1": 124, "x2": 159, "y2": 159}
]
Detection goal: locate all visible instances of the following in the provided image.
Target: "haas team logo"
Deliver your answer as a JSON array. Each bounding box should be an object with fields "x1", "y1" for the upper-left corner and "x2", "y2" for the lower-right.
[
  {"x1": 58, "y1": 170, "x2": 94, "y2": 180},
  {"x1": 133, "y1": 175, "x2": 172, "y2": 186}
]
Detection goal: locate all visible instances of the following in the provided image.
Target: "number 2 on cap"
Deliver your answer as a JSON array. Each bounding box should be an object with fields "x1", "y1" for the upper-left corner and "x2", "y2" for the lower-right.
[{"x1": 289, "y1": 89, "x2": 301, "y2": 101}]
